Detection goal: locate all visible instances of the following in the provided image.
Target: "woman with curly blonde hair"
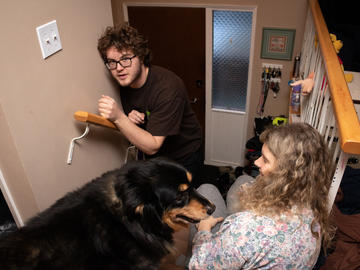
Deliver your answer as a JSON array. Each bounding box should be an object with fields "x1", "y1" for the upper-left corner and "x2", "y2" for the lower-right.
[{"x1": 187, "y1": 123, "x2": 335, "y2": 269}]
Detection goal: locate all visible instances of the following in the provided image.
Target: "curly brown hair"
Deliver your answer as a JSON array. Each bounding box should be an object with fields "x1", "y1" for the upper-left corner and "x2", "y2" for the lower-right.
[
  {"x1": 237, "y1": 123, "x2": 335, "y2": 252},
  {"x1": 97, "y1": 24, "x2": 151, "y2": 67}
]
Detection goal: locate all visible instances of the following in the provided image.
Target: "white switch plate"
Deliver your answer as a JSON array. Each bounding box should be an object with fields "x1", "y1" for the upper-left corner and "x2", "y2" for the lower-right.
[{"x1": 36, "y1": 20, "x2": 62, "y2": 59}]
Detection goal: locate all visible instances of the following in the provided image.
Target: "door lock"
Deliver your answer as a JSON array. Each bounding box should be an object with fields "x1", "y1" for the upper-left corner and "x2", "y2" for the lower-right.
[{"x1": 190, "y1": 97, "x2": 198, "y2": 104}]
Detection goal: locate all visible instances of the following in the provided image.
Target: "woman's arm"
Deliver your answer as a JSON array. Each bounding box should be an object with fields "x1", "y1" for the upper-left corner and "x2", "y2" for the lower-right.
[{"x1": 189, "y1": 215, "x2": 248, "y2": 270}]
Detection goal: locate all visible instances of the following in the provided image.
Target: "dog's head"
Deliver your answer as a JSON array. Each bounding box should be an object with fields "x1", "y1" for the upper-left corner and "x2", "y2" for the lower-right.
[{"x1": 116, "y1": 158, "x2": 215, "y2": 231}]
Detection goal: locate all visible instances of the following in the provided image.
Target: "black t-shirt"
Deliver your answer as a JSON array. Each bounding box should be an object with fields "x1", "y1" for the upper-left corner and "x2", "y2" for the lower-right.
[{"x1": 120, "y1": 65, "x2": 202, "y2": 163}]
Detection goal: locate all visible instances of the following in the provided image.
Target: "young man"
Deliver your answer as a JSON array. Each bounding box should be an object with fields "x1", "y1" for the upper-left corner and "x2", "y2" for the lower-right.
[{"x1": 97, "y1": 24, "x2": 203, "y2": 184}]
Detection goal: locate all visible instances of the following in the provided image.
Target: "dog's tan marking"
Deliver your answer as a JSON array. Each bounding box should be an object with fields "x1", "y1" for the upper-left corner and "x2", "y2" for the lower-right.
[
  {"x1": 29, "y1": 247, "x2": 40, "y2": 259},
  {"x1": 162, "y1": 212, "x2": 188, "y2": 231},
  {"x1": 135, "y1": 204, "x2": 144, "y2": 215},
  {"x1": 101, "y1": 178, "x2": 123, "y2": 215},
  {"x1": 178, "y1": 184, "x2": 189, "y2": 191},
  {"x1": 105, "y1": 177, "x2": 121, "y2": 205},
  {"x1": 186, "y1": 171, "x2": 192, "y2": 182},
  {"x1": 163, "y1": 198, "x2": 213, "y2": 231}
]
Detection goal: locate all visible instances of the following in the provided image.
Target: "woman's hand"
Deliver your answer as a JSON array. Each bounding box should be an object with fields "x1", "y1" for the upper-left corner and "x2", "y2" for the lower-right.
[{"x1": 197, "y1": 216, "x2": 224, "y2": 232}]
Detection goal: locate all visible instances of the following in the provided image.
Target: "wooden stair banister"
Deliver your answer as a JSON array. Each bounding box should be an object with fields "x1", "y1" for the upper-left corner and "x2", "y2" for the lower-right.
[
  {"x1": 309, "y1": 0, "x2": 360, "y2": 154},
  {"x1": 74, "y1": 111, "x2": 117, "y2": 130},
  {"x1": 67, "y1": 111, "x2": 118, "y2": 164}
]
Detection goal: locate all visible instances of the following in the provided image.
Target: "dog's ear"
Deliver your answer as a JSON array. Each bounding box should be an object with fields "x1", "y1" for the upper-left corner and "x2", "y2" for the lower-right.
[
  {"x1": 134, "y1": 199, "x2": 166, "y2": 233},
  {"x1": 135, "y1": 201, "x2": 162, "y2": 218},
  {"x1": 141, "y1": 204, "x2": 163, "y2": 225}
]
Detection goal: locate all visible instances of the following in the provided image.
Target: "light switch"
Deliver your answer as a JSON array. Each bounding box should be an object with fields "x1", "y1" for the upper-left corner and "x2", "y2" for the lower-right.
[{"x1": 36, "y1": 20, "x2": 62, "y2": 59}]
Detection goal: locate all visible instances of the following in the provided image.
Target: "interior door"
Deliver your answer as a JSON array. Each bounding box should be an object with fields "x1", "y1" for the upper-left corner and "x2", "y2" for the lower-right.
[
  {"x1": 127, "y1": 7, "x2": 206, "y2": 138},
  {"x1": 204, "y1": 8, "x2": 255, "y2": 167}
]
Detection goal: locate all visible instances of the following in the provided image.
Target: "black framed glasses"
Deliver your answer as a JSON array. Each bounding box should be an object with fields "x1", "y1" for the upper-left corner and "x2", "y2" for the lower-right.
[{"x1": 105, "y1": 55, "x2": 137, "y2": 70}]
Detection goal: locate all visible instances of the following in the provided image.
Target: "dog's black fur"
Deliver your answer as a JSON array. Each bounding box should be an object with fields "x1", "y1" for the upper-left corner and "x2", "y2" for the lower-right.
[{"x1": 0, "y1": 158, "x2": 215, "y2": 270}]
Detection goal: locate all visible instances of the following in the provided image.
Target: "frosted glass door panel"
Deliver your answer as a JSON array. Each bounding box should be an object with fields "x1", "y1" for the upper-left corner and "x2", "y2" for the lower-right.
[{"x1": 212, "y1": 10, "x2": 252, "y2": 112}]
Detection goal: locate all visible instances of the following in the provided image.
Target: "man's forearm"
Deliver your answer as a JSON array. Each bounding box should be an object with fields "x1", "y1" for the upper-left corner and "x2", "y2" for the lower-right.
[{"x1": 114, "y1": 114, "x2": 164, "y2": 155}]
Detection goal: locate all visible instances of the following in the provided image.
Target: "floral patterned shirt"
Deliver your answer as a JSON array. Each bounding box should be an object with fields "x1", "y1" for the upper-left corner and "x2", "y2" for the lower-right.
[{"x1": 189, "y1": 208, "x2": 320, "y2": 269}]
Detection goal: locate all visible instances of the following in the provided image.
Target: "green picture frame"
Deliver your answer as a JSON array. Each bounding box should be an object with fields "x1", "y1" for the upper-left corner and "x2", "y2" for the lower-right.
[{"x1": 261, "y1": 28, "x2": 296, "y2": 60}]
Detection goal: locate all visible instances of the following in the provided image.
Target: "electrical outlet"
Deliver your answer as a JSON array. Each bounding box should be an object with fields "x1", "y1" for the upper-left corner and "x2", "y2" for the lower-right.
[{"x1": 36, "y1": 20, "x2": 62, "y2": 59}]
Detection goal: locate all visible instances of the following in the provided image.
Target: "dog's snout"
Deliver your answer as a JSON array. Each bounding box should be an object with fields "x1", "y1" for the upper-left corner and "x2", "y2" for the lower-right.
[{"x1": 206, "y1": 203, "x2": 216, "y2": 215}]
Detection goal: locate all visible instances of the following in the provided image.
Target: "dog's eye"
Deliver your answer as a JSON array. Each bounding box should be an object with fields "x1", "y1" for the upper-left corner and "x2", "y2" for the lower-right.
[{"x1": 174, "y1": 193, "x2": 188, "y2": 205}]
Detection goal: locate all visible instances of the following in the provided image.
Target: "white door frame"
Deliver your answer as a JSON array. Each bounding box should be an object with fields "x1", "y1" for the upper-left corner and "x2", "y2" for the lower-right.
[
  {"x1": 0, "y1": 169, "x2": 24, "y2": 226},
  {"x1": 205, "y1": 7, "x2": 257, "y2": 167},
  {"x1": 123, "y1": 3, "x2": 257, "y2": 167}
]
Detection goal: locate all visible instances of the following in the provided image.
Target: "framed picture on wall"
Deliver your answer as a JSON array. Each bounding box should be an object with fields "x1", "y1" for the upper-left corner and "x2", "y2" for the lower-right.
[{"x1": 261, "y1": 28, "x2": 296, "y2": 60}]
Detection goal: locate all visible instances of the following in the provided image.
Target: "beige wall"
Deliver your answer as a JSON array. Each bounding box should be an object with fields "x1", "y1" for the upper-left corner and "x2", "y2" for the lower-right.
[
  {"x1": 0, "y1": 0, "x2": 128, "y2": 223},
  {"x1": 112, "y1": 0, "x2": 308, "y2": 140},
  {"x1": 0, "y1": 0, "x2": 308, "y2": 224}
]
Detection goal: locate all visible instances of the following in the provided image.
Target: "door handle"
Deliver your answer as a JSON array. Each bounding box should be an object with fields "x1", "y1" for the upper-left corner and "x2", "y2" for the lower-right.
[
  {"x1": 196, "y1": 80, "x2": 203, "y2": 88},
  {"x1": 190, "y1": 97, "x2": 198, "y2": 104}
]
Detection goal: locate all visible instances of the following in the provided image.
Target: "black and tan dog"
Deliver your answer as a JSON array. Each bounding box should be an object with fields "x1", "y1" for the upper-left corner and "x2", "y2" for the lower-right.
[{"x1": 0, "y1": 158, "x2": 215, "y2": 270}]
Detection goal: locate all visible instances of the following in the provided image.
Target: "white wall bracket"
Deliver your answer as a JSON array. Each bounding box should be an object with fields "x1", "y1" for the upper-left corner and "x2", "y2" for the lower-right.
[{"x1": 67, "y1": 124, "x2": 90, "y2": 165}]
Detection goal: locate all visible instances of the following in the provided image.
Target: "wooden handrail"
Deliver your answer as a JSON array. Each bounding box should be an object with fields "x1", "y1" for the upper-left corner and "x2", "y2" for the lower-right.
[
  {"x1": 74, "y1": 111, "x2": 117, "y2": 130},
  {"x1": 309, "y1": 0, "x2": 360, "y2": 154}
]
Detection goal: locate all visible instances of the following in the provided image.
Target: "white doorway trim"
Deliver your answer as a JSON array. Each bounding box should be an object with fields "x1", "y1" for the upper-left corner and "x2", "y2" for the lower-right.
[
  {"x1": 123, "y1": 3, "x2": 257, "y2": 167},
  {"x1": 0, "y1": 169, "x2": 24, "y2": 227},
  {"x1": 205, "y1": 7, "x2": 257, "y2": 167}
]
